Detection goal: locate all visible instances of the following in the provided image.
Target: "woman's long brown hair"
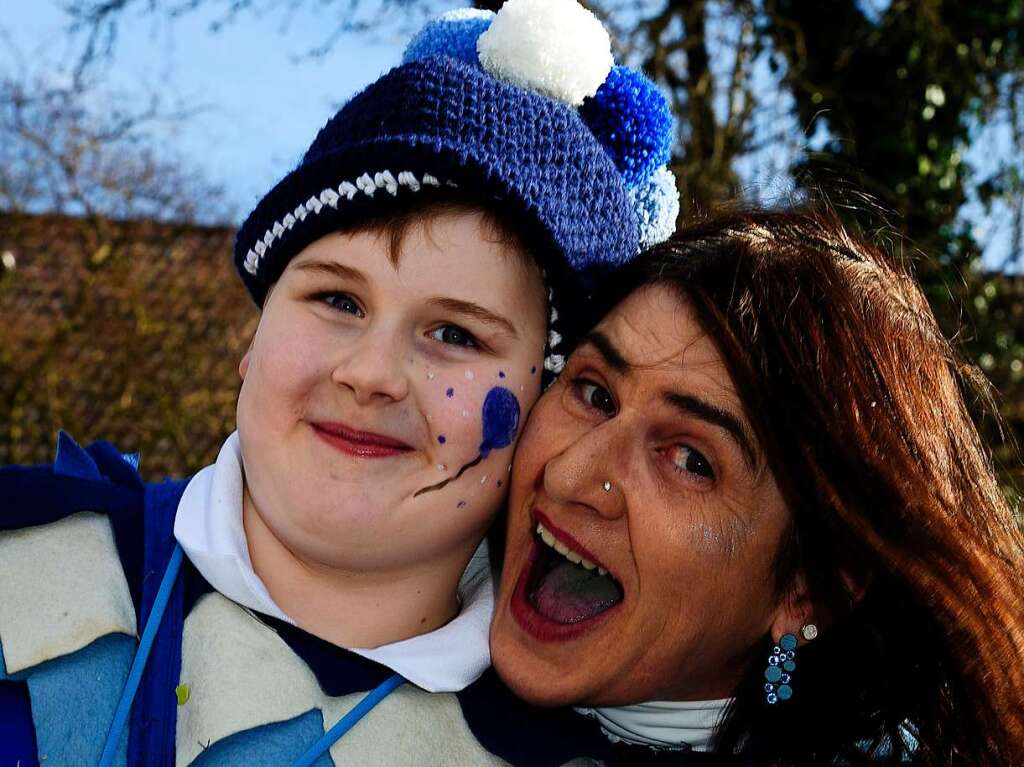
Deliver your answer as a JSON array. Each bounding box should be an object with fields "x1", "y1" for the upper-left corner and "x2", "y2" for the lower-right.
[{"x1": 605, "y1": 205, "x2": 1024, "y2": 765}]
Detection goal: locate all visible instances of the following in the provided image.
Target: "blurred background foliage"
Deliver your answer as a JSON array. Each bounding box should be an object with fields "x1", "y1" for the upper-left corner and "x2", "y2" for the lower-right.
[{"x1": 1, "y1": 0, "x2": 1023, "y2": 494}]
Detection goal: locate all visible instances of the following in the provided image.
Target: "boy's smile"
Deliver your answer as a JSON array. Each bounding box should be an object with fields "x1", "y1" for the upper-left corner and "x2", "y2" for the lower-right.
[
  {"x1": 308, "y1": 419, "x2": 415, "y2": 459},
  {"x1": 235, "y1": 209, "x2": 548, "y2": 589}
]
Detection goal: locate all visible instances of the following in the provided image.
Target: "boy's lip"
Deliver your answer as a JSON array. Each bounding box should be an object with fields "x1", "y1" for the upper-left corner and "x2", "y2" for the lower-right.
[{"x1": 310, "y1": 420, "x2": 414, "y2": 458}]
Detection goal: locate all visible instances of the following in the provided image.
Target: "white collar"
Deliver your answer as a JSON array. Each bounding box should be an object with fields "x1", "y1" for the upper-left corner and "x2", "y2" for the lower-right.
[
  {"x1": 173, "y1": 431, "x2": 494, "y2": 693},
  {"x1": 575, "y1": 697, "x2": 733, "y2": 752}
]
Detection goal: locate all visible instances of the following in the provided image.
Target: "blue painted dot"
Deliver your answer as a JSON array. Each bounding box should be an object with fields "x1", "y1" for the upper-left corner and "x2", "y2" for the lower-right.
[
  {"x1": 530, "y1": 366, "x2": 536, "y2": 375},
  {"x1": 446, "y1": 387, "x2": 454, "y2": 398},
  {"x1": 498, "y1": 370, "x2": 506, "y2": 378},
  {"x1": 438, "y1": 435, "x2": 446, "y2": 444}
]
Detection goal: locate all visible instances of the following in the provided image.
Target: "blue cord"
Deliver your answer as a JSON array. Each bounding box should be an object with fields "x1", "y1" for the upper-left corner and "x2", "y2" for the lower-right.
[
  {"x1": 289, "y1": 673, "x2": 405, "y2": 767},
  {"x1": 98, "y1": 541, "x2": 403, "y2": 766},
  {"x1": 99, "y1": 543, "x2": 184, "y2": 767}
]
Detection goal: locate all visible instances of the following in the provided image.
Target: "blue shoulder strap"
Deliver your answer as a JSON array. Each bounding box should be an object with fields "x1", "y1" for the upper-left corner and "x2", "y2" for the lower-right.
[{"x1": 126, "y1": 478, "x2": 190, "y2": 767}]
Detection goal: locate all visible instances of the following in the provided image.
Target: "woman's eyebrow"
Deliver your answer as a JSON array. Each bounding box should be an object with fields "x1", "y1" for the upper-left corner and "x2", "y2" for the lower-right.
[
  {"x1": 428, "y1": 297, "x2": 518, "y2": 338},
  {"x1": 579, "y1": 331, "x2": 631, "y2": 373},
  {"x1": 664, "y1": 392, "x2": 758, "y2": 470},
  {"x1": 293, "y1": 260, "x2": 367, "y2": 284}
]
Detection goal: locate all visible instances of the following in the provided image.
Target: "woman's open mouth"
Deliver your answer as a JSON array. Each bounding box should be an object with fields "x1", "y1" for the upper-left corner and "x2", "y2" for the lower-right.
[{"x1": 510, "y1": 511, "x2": 624, "y2": 641}]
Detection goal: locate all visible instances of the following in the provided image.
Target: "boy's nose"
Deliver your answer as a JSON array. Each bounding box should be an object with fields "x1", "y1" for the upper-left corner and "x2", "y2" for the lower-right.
[{"x1": 330, "y1": 327, "x2": 410, "y2": 405}]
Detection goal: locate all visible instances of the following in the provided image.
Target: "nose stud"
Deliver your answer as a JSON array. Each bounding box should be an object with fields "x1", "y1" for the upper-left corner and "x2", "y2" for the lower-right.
[{"x1": 602, "y1": 480, "x2": 612, "y2": 493}]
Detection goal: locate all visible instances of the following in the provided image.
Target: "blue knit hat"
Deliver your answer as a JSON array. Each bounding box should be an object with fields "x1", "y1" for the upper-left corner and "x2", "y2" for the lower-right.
[{"x1": 234, "y1": 0, "x2": 679, "y2": 371}]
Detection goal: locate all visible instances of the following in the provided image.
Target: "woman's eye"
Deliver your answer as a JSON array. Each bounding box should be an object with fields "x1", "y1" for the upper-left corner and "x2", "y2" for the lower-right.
[
  {"x1": 666, "y1": 445, "x2": 715, "y2": 481},
  {"x1": 429, "y1": 325, "x2": 477, "y2": 348},
  {"x1": 576, "y1": 379, "x2": 616, "y2": 416},
  {"x1": 318, "y1": 292, "x2": 363, "y2": 317}
]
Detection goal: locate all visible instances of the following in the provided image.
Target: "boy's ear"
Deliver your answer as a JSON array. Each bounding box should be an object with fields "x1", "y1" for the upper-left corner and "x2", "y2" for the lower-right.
[{"x1": 240, "y1": 282, "x2": 275, "y2": 380}]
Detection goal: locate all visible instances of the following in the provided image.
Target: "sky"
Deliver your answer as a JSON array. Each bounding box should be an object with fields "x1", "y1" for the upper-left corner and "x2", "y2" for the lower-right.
[
  {"x1": 1, "y1": 0, "x2": 417, "y2": 219},
  {"x1": 1, "y1": 0, "x2": 1018, "y2": 269}
]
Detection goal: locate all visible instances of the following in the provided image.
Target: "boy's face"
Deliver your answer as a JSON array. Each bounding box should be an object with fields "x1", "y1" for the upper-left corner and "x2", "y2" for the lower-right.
[{"x1": 236, "y1": 211, "x2": 548, "y2": 574}]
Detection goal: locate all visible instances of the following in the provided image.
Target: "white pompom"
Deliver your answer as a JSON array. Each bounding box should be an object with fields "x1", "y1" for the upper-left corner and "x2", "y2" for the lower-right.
[{"x1": 477, "y1": 0, "x2": 613, "y2": 106}]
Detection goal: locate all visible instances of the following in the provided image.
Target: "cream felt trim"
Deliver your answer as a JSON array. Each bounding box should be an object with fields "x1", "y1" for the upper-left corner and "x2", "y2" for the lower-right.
[
  {"x1": 176, "y1": 592, "x2": 322, "y2": 767},
  {"x1": 322, "y1": 684, "x2": 511, "y2": 766},
  {"x1": 0, "y1": 511, "x2": 137, "y2": 675},
  {"x1": 176, "y1": 592, "x2": 517, "y2": 766}
]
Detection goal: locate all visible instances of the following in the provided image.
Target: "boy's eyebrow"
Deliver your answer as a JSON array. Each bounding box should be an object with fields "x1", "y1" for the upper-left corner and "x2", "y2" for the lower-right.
[
  {"x1": 428, "y1": 297, "x2": 518, "y2": 338},
  {"x1": 293, "y1": 260, "x2": 367, "y2": 284}
]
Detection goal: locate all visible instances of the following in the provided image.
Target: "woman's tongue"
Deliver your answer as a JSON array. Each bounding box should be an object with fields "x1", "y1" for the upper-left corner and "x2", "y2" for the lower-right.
[{"x1": 529, "y1": 558, "x2": 623, "y2": 624}]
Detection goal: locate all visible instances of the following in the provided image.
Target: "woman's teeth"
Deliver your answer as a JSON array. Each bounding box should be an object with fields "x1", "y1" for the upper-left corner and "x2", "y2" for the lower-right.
[{"x1": 536, "y1": 522, "x2": 608, "y2": 576}]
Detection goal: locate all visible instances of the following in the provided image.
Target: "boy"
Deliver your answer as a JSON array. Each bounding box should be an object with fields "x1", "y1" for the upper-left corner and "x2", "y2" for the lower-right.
[{"x1": 0, "y1": 1, "x2": 678, "y2": 764}]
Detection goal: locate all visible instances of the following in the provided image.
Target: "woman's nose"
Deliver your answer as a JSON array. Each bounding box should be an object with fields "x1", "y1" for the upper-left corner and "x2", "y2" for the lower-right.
[
  {"x1": 542, "y1": 421, "x2": 628, "y2": 520},
  {"x1": 330, "y1": 323, "x2": 410, "y2": 405}
]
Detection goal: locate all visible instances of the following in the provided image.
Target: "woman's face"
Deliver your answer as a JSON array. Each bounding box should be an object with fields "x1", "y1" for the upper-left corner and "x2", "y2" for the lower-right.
[{"x1": 490, "y1": 284, "x2": 795, "y2": 706}]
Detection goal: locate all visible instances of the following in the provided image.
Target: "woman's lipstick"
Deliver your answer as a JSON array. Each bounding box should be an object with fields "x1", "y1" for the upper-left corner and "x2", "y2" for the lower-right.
[
  {"x1": 311, "y1": 421, "x2": 413, "y2": 458},
  {"x1": 509, "y1": 511, "x2": 621, "y2": 642}
]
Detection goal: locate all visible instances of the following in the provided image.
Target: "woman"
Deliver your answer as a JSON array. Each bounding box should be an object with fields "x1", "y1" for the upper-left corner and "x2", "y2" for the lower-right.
[{"x1": 489, "y1": 205, "x2": 1024, "y2": 766}]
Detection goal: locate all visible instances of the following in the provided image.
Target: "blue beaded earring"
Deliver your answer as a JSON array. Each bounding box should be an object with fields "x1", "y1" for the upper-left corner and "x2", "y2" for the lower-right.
[{"x1": 764, "y1": 624, "x2": 816, "y2": 705}]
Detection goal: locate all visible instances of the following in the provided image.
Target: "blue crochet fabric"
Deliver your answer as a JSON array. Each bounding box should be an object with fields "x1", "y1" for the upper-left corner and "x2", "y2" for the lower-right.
[
  {"x1": 402, "y1": 9, "x2": 493, "y2": 67},
  {"x1": 234, "y1": 56, "x2": 639, "y2": 308}
]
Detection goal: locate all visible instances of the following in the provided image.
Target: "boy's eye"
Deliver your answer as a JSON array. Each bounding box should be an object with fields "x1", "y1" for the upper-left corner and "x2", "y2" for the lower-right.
[
  {"x1": 575, "y1": 379, "x2": 616, "y2": 416},
  {"x1": 318, "y1": 292, "x2": 363, "y2": 317},
  {"x1": 429, "y1": 325, "x2": 477, "y2": 348},
  {"x1": 665, "y1": 444, "x2": 715, "y2": 481}
]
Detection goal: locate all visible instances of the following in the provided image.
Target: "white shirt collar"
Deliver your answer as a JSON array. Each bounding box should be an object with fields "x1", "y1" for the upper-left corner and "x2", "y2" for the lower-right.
[
  {"x1": 575, "y1": 697, "x2": 733, "y2": 753},
  {"x1": 173, "y1": 431, "x2": 494, "y2": 693}
]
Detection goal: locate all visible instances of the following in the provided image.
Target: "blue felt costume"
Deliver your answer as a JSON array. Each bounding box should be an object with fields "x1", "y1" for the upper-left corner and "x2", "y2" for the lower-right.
[{"x1": 0, "y1": 435, "x2": 754, "y2": 767}]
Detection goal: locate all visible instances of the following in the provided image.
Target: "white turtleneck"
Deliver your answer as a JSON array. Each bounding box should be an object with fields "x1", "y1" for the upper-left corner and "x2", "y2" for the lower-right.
[{"x1": 575, "y1": 697, "x2": 733, "y2": 753}]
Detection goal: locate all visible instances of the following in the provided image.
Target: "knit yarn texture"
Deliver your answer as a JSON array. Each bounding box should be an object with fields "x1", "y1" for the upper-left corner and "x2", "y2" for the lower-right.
[{"x1": 234, "y1": 57, "x2": 639, "y2": 313}]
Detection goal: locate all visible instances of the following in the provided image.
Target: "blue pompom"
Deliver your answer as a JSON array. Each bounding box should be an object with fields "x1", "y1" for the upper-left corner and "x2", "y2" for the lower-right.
[
  {"x1": 403, "y1": 9, "x2": 495, "y2": 67},
  {"x1": 629, "y1": 165, "x2": 680, "y2": 247},
  {"x1": 579, "y1": 66, "x2": 674, "y2": 188}
]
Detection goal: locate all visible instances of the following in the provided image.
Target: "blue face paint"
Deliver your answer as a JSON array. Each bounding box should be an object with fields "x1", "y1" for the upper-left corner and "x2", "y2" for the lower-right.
[
  {"x1": 446, "y1": 387, "x2": 455, "y2": 398},
  {"x1": 498, "y1": 370, "x2": 506, "y2": 378},
  {"x1": 415, "y1": 386, "x2": 521, "y2": 497},
  {"x1": 530, "y1": 366, "x2": 537, "y2": 375},
  {"x1": 438, "y1": 435, "x2": 446, "y2": 444},
  {"x1": 479, "y1": 386, "x2": 520, "y2": 457}
]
